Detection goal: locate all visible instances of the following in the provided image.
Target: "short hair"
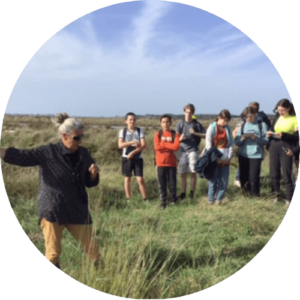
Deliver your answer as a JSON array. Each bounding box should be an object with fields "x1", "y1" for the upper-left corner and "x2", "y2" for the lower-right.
[
  {"x1": 52, "y1": 113, "x2": 85, "y2": 137},
  {"x1": 183, "y1": 104, "x2": 195, "y2": 114},
  {"x1": 160, "y1": 114, "x2": 172, "y2": 122},
  {"x1": 217, "y1": 109, "x2": 231, "y2": 121},
  {"x1": 125, "y1": 112, "x2": 136, "y2": 120},
  {"x1": 249, "y1": 102, "x2": 260, "y2": 112}
]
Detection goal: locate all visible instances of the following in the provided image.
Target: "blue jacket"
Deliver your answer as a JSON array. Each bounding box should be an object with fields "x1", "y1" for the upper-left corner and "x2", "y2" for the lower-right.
[{"x1": 195, "y1": 147, "x2": 223, "y2": 179}]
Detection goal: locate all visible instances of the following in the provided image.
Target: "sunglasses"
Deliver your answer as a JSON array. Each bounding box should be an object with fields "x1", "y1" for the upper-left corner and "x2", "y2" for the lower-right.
[{"x1": 72, "y1": 135, "x2": 84, "y2": 141}]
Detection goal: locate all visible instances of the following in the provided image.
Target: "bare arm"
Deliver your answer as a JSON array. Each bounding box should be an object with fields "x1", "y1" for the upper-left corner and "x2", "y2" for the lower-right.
[
  {"x1": 118, "y1": 138, "x2": 140, "y2": 149},
  {"x1": 127, "y1": 138, "x2": 146, "y2": 159},
  {"x1": 0, "y1": 148, "x2": 7, "y2": 159}
]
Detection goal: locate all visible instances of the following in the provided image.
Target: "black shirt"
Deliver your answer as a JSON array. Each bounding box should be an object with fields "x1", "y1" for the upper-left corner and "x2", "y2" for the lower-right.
[{"x1": 4, "y1": 141, "x2": 99, "y2": 225}]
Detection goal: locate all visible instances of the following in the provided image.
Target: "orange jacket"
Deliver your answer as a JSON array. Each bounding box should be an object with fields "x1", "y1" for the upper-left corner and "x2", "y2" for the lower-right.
[{"x1": 154, "y1": 130, "x2": 180, "y2": 167}]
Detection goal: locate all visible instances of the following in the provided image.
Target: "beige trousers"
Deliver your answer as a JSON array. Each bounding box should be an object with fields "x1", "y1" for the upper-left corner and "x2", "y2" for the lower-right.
[{"x1": 40, "y1": 218, "x2": 100, "y2": 266}]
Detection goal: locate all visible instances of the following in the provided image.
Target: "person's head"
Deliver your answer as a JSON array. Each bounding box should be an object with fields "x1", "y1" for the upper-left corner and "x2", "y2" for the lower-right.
[
  {"x1": 52, "y1": 113, "x2": 85, "y2": 153},
  {"x1": 216, "y1": 109, "x2": 231, "y2": 127},
  {"x1": 125, "y1": 112, "x2": 136, "y2": 129},
  {"x1": 160, "y1": 114, "x2": 172, "y2": 131},
  {"x1": 242, "y1": 106, "x2": 257, "y2": 124},
  {"x1": 183, "y1": 104, "x2": 195, "y2": 122},
  {"x1": 249, "y1": 102, "x2": 260, "y2": 113},
  {"x1": 274, "y1": 98, "x2": 296, "y2": 117}
]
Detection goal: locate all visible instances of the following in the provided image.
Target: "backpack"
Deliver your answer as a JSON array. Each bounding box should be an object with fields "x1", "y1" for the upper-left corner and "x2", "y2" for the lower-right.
[
  {"x1": 153, "y1": 129, "x2": 176, "y2": 166},
  {"x1": 118, "y1": 127, "x2": 141, "y2": 156}
]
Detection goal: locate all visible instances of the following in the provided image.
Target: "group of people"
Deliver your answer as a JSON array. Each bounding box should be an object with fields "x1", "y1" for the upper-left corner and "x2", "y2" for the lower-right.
[
  {"x1": 119, "y1": 100, "x2": 298, "y2": 210},
  {"x1": 0, "y1": 98, "x2": 298, "y2": 268}
]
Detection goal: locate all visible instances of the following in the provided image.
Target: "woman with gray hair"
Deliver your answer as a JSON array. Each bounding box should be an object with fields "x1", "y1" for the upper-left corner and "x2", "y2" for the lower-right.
[{"x1": 0, "y1": 113, "x2": 100, "y2": 269}]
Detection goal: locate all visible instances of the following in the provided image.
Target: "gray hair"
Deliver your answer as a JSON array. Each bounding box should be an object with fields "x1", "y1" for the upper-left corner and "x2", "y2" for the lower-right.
[{"x1": 52, "y1": 113, "x2": 85, "y2": 136}]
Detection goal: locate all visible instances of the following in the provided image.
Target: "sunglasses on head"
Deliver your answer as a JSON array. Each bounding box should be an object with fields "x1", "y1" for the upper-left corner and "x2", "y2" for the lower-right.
[{"x1": 72, "y1": 135, "x2": 84, "y2": 141}]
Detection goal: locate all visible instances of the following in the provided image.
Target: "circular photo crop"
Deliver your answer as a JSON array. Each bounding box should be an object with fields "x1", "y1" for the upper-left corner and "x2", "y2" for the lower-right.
[{"x1": 1, "y1": 1, "x2": 298, "y2": 299}]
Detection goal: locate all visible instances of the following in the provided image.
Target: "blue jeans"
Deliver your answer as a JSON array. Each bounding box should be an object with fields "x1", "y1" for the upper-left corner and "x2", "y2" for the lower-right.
[{"x1": 208, "y1": 165, "x2": 230, "y2": 201}]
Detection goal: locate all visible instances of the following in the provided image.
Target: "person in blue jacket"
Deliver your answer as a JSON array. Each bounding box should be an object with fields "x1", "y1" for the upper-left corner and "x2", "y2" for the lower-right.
[{"x1": 234, "y1": 106, "x2": 269, "y2": 196}]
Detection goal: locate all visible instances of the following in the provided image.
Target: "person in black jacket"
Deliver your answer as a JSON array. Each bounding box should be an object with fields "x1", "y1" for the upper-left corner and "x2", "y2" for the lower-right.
[
  {"x1": 266, "y1": 99, "x2": 298, "y2": 207},
  {"x1": 0, "y1": 113, "x2": 100, "y2": 268}
]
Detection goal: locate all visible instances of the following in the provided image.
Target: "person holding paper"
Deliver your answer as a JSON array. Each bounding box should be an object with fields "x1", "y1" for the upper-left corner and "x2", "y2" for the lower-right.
[
  {"x1": 266, "y1": 99, "x2": 298, "y2": 207},
  {"x1": 234, "y1": 107, "x2": 269, "y2": 196}
]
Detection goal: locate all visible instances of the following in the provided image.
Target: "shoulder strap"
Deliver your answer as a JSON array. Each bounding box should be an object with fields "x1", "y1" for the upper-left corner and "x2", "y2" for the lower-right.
[
  {"x1": 258, "y1": 121, "x2": 263, "y2": 136},
  {"x1": 136, "y1": 127, "x2": 141, "y2": 138},
  {"x1": 241, "y1": 121, "x2": 245, "y2": 135},
  {"x1": 179, "y1": 120, "x2": 184, "y2": 134},
  {"x1": 171, "y1": 129, "x2": 176, "y2": 142},
  {"x1": 122, "y1": 127, "x2": 127, "y2": 140}
]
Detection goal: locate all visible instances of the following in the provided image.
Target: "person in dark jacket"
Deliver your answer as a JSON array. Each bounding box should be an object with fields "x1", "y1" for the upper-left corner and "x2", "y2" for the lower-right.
[
  {"x1": 0, "y1": 113, "x2": 100, "y2": 268},
  {"x1": 266, "y1": 99, "x2": 298, "y2": 207}
]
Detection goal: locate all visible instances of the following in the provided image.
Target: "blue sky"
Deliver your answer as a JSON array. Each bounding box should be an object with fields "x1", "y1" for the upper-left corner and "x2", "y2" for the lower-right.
[{"x1": 6, "y1": 0, "x2": 290, "y2": 117}]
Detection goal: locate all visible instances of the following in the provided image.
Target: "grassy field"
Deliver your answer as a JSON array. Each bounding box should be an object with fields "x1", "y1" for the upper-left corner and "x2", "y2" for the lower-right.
[{"x1": 0, "y1": 115, "x2": 290, "y2": 298}]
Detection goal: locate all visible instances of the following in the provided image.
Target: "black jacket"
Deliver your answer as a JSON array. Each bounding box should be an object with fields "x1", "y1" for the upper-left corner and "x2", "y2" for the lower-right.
[{"x1": 4, "y1": 141, "x2": 99, "y2": 225}]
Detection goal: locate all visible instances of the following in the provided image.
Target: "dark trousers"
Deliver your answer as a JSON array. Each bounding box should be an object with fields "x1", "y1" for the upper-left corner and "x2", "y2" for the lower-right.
[
  {"x1": 157, "y1": 167, "x2": 177, "y2": 204},
  {"x1": 269, "y1": 140, "x2": 295, "y2": 201},
  {"x1": 238, "y1": 155, "x2": 262, "y2": 196}
]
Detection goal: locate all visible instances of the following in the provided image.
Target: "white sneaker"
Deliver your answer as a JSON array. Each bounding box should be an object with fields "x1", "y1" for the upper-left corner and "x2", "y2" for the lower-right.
[
  {"x1": 233, "y1": 180, "x2": 241, "y2": 188},
  {"x1": 285, "y1": 200, "x2": 290, "y2": 208}
]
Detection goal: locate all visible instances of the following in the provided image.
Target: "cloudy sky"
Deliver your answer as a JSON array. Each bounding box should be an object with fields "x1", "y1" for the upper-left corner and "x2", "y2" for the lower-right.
[{"x1": 6, "y1": 0, "x2": 290, "y2": 117}]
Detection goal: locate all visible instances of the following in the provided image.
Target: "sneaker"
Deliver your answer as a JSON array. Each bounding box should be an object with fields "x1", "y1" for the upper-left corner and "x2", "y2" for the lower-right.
[
  {"x1": 160, "y1": 203, "x2": 166, "y2": 210},
  {"x1": 285, "y1": 200, "x2": 290, "y2": 208},
  {"x1": 207, "y1": 199, "x2": 214, "y2": 204},
  {"x1": 233, "y1": 180, "x2": 241, "y2": 188},
  {"x1": 171, "y1": 197, "x2": 179, "y2": 205},
  {"x1": 216, "y1": 200, "x2": 222, "y2": 206}
]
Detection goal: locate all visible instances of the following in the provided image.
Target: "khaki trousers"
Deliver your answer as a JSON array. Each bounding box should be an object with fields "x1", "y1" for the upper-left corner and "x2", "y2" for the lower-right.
[{"x1": 40, "y1": 218, "x2": 100, "y2": 266}]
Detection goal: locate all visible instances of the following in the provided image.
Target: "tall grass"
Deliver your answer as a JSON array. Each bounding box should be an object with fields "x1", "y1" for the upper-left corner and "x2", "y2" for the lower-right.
[{"x1": 0, "y1": 115, "x2": 289, "y2": 298}]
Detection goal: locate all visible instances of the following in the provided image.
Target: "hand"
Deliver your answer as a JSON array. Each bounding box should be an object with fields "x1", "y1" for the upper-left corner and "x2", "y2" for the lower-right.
[
  {"x1": 266, "y1": 131, "x2": 273, "y2": 138},
  {"x1": 127, "y1": 152, "x2": 134, "y2": 160},
  {"x1": 241, "y1": 134, "x2": 247, "y2": 141},
  {"x1": 285, "y1": 149, "x2": 294, "y2": 157},
  {"x1": 0, "y1": 148, "x2": 7, "y2": 159},
  {"x1": 250, "y1": 134, "x2": 257, "y2": 140},
  {"x1": 161, "y1": 136, "x2": 167, "y2": 141},
  {"x1": 189, "y1": 128, "x2": 195, "y2": 135},
  {"x1": 216, "y1": 159, "x2": 223, "y2": 164},
  {"x1": 179, "y1": 134, "x2": 186, "y2": 141},
  {"x1": 132, "y1": 140, "x2": 141, "y2": 148},
  {"x1": 89, "y1": 164, "x2": 100, "y2": 180},
  {"x1": 166, "y1": 136, "x2": 172, "y2": 142},
  {"x1": 276, "y1": 132, "x2": 282, "y2": 138}
]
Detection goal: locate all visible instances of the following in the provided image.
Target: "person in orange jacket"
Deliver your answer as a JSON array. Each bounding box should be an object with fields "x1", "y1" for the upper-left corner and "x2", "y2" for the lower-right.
[{"x1": 154, "y1": 114, "x2": 180, "y2": 209}]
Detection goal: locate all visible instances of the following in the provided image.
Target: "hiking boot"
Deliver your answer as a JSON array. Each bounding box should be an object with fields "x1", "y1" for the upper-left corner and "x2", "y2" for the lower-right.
[{"x1": 179, "y1": 193, "x2": 186, "y2": 200}]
